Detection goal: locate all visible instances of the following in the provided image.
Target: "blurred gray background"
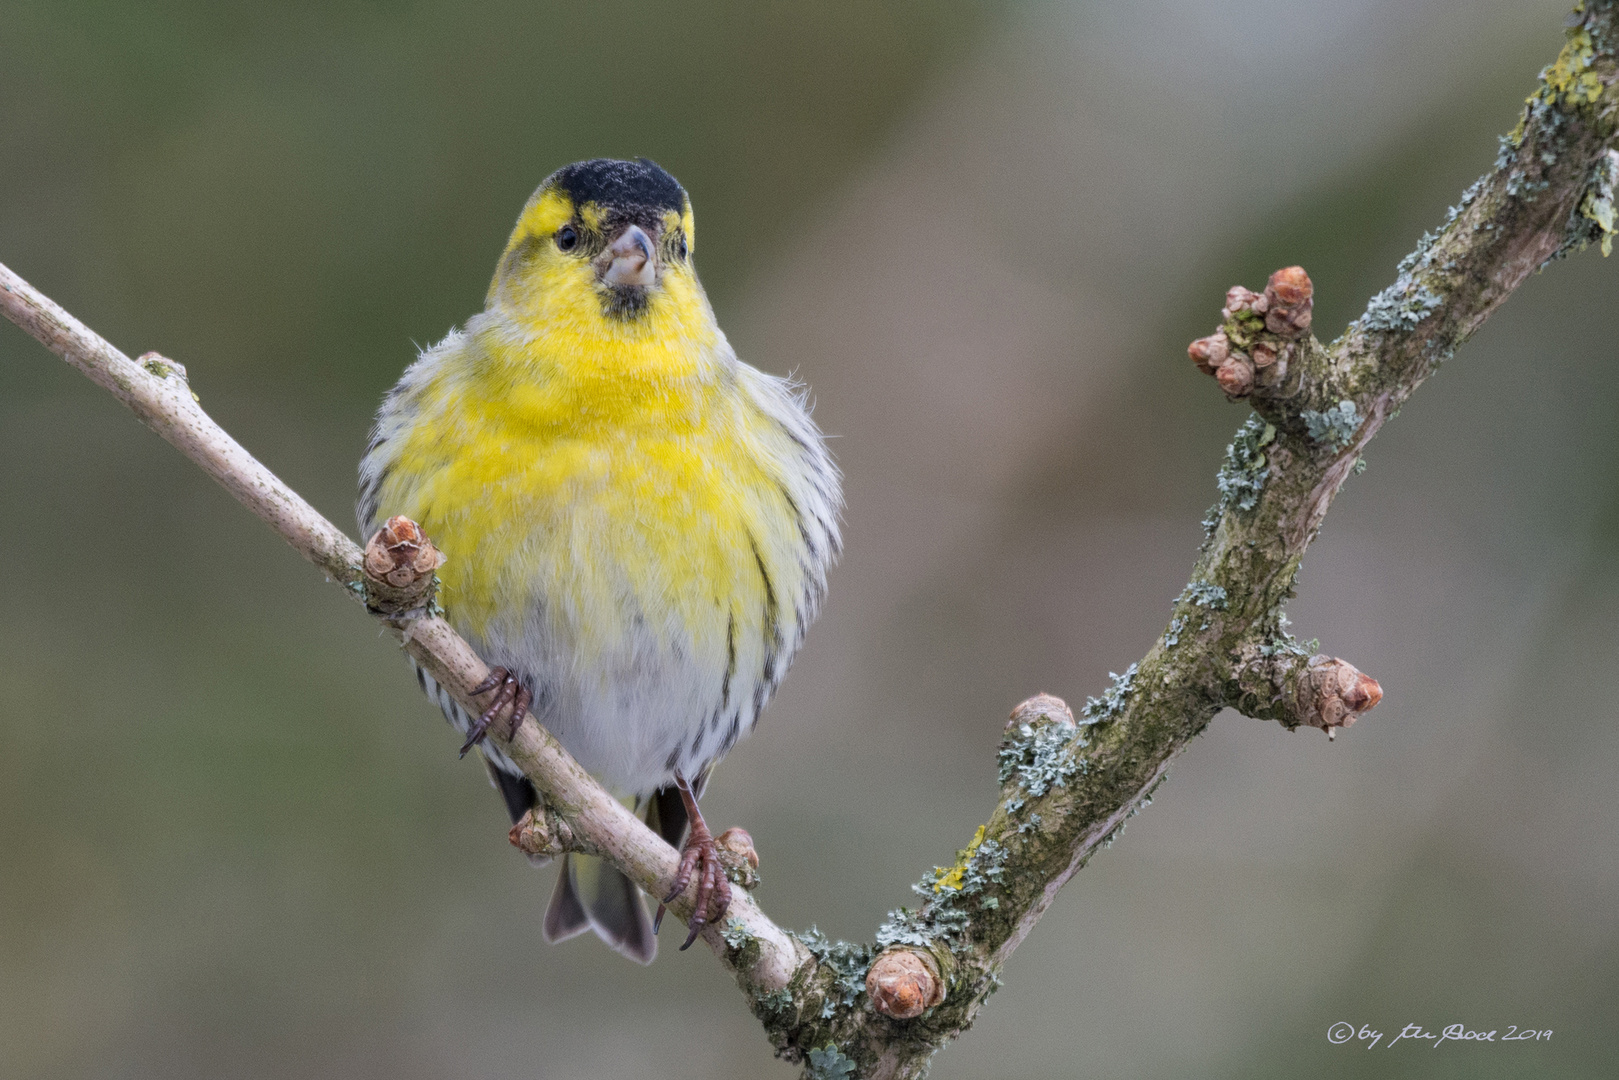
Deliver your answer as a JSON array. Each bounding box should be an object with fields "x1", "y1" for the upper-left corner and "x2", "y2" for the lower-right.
[{"x1": 3, "y1": 1, "x2": 1616, "y2": 1077}]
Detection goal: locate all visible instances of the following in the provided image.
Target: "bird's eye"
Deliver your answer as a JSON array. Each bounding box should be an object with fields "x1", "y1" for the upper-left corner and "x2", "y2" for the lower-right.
[
  {"x1": 676, "y1": 234, "x2": 688, "y2": 260},
  {"x1": 556, "y1": 225, "x2": 579, "y2": 252}
]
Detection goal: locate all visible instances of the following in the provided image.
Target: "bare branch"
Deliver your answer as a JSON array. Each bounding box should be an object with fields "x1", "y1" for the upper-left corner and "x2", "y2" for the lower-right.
[{"x1": 4, "y1": 5, "x2": 1615, "y2": 1075}]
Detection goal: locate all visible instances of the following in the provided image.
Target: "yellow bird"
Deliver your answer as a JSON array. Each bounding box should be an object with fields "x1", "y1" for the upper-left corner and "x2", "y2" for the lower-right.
[{"x1": 358, "y1": 159, "x2": 840, "y2": 961}]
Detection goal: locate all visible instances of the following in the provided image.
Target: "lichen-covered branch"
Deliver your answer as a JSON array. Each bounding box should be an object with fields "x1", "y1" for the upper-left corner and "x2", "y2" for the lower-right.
[
  {"x1": 3, "y1": 6, "x2": 1614, "y2": 1076},
  {"x1": 767, "y1": 5, "x2": 1615, "y2": 1076},
  {"x1": 774, "y1": 8, "x2": 1618, "y2": 1077}
]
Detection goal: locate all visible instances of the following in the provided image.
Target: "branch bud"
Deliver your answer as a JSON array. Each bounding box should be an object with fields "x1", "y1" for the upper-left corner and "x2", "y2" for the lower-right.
[
  {"x1": 1215, "y1": 354, "x2": 1255, "y2": 397},
  {"x1": 1007, "y1": 692, "x2": 1075, "y2": 732},
  {"x1": 1222, "y1": 285, "x2": 1267, "y2": 320},
  {"x1": 137, "y1": 350, "x2": 190, "y2": 383},
  {"x1": 1188, "y1": 331, "x2": 1230, "y2": 375},
  {"x1": 716, "y1": 826, "x2": 762, "y2": 890},
  {"x1": 1217, "y1": 283, "x2": 1269, "y2": 317},
  {"x1": 509, "y1": 804, "x2": 573, "y2": 860},
  {"x1": 866, "y1": 949, "x2": 946, "y2": 1019},
  {"x1": 1298, "y1": 656, "x2": 1383, "y2": 738},
  {"x1": 1262, "y1": 266, "x2": 1314, "y2": 337},
  {"x1": 361, "y1": 515, "x2": 446, "y2": 615}
]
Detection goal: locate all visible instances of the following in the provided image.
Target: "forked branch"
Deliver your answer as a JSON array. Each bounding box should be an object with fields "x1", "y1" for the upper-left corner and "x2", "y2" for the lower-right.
[{"x1": 3, "y1": 5, "x2": 1615, "y2": 1076}]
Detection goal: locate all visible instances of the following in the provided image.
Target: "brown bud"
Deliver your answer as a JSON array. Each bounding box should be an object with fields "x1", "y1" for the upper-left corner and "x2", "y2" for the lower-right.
[
  {"x1": 1263, "y1": 266, "x2": 1314, "y2": 338},
  {"x1": 1266, "y1": 306, "x2": 1313, "y2": 336},
  {"x1": 715, "y1": 827, "x2": 762, "y2": 890},
  {"x1": 866, "y1": 949, "x2": 946, "y2": 1019},
  {"x1": 509, "y1": 805, "x2": 572, "y2": 860},
  {"x1": 1222, "y1": 285, "x2": 1267, "y2": 320},
  {"x1": 1007, "y1": 692, "x2": 1075, "y2": 732},
  {"x1": 1188, "y1": 331, "x2": 1230, "y2": 375},
  {"x1": 1250, "y1": 341, "x2": 1278, "y2": 368},
  {"x1": 361, "y1": 515, "x2": 446, "y2": 615},
  {"x1": 1265, "y1": 265, "x2": 1313, "y2": 307},
  {"x1": 717, "y1": 827, "x2": 759, "y2": 869},
  {"x1": 1215, "y1": 355, "x2": 1255, "y2": 397},
  {"x1": 1299, "y1": 656, "x2": 1383, "y2": 738}
]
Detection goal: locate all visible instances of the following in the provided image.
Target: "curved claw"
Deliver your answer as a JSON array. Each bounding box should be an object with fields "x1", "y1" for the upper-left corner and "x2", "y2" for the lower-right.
[
  {"x1": 460, "y1": 667, "x2": 531, "y2": 756},
  {"x1": 680, "y1": 851, "x2": 732, "y2": 950},
  {"x1": 662, "y1": 841, "x2": 701, "y2": 906},
  {"x1": 458, "y1": 717, "x2": 492, "y2": 758},
  {"x1": 671, "y1": 835, "x2": 733, "y2": 951},
  {"x1": 657, "y1": 770, "x2": 734, "y2": 950}
]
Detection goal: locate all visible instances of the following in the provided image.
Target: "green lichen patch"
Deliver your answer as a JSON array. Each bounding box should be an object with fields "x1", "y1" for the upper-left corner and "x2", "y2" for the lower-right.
[
  {"x1": 927, "y1": 827, "x2": 1010, "y2": 912},
  {"x1": 757, "y1": 987, "x2": 795, "y2": 1016},
  {"x1": 805, "y1": 1043, "x2": 858, "y2": 1079},
  {"x1": 1504, "y1": 19, "x2": 1602, "y2": 157},
  {"x1": 1444, "y1": 177, "x2": 1489, "y2": 226},
  {"x1": 1300, "y1": 399, "x2": 1360, "y2": 451},
  {"x1": 1206, "y1": 415, "x2": 1273, "y2": 530},
  {"x1": 797, "y1": 928, "x2": 874, "y2": 1018},
  {"x1": 721, "y1": 918, "x2": 759, "y2": 966},
  {"x1": 878, "y1": 816, "x2": 1025, "y2": 971},
  {"x1": 1163, "y1": 615, "x2": 1187, "y2": 647},
  {"x1": 1177, "y1": 581, "x2": 1228, "y2": 610},
  {"x1": 728, "y1": 919, "x2": 757, "y2": 952},
  {"x1": 1506, "y1": 168, "x2": 1552, "y2": 202},
  {"x1": 1542, "y1": 25, "x2": 1605, "y2": 108},
  {"x1": 1396, "y1": 230, "x2": 1441, "y2": 276},
  {"x1": 1572, "y1": 150, "x2": 1619, "y2": 256},
  {"x1": 1361, "y1": 278, "x2": 1444, "y2": 332},
  {"x1": 875, "y1": 907, "x2": 935, "y2": 951},
  {"x1": 912, "y1": 827, "x2": 1010, "y2": 927},
  {"x1": 929, "y1": 825, "x2": 986, "y2": 894},
  {"x1": 1176, "y1": 579, "x2": 1229, "y2": 633},
  {"x1": 894, "y1": 889, "x2": 972, "y2": 948},
  {"x1": 1081, "y1": 663, "x2": 1139, "y2": 723},
  {"x1": 998, "y1": 720, "x2": 1087, "y2": 795},
  {"x1": 1256, "y1": 630, "x2": 1314, "y2": 660}
]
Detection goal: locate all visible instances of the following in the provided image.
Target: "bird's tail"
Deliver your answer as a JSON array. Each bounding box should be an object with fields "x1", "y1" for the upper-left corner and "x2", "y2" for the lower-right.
[
  {"x1": 543, "y1": 853, "x2": 657, "y2": 963},
  {"x1": 540, "y1": 781, "x2": 701, "y2": 965}
]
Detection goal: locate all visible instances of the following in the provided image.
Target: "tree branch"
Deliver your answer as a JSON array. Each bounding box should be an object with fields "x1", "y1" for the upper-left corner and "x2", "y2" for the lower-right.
[{"x1": 4, "y1": 5, "x2": 1615, "y2": 1076}]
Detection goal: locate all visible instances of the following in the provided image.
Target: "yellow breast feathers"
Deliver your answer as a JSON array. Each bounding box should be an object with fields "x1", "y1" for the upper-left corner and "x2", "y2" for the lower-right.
[{"x1": 358, "y1": 162, "x2": 838, "y2": 793}]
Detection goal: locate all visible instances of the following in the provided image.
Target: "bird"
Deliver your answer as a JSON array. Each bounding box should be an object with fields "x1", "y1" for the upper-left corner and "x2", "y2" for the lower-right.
[{"x1": 357, "y1": 158, "x2": 841, "y2": 962}]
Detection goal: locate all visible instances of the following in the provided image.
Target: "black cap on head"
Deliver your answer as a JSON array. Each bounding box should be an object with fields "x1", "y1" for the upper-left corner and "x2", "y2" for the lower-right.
[{"x1": 547, "y1": 158, "x2": 686, "y2": 215}]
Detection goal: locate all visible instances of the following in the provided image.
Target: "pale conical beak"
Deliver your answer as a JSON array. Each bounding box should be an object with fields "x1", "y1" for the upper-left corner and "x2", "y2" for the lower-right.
[{"x1": 601, "y1": 224, "x2": 657, "y2": 287}]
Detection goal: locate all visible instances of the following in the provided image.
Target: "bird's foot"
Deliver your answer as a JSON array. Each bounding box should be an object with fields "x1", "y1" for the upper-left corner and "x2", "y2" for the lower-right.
[
  {"x1": 660, "y1": 829, "x2": 732, "y2": 951},
  {"x1": 654, "y1": 773, "x2": 732, "y2": 950},
  {"x1": 459, "y1": 666, "x2": 532, "y2": 757}
]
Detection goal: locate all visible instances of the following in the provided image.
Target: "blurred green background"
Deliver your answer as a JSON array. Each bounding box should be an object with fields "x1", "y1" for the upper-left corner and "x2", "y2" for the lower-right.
[{"x1": 4, "y1": 1, "x2": 1617, "y2": 1077}]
